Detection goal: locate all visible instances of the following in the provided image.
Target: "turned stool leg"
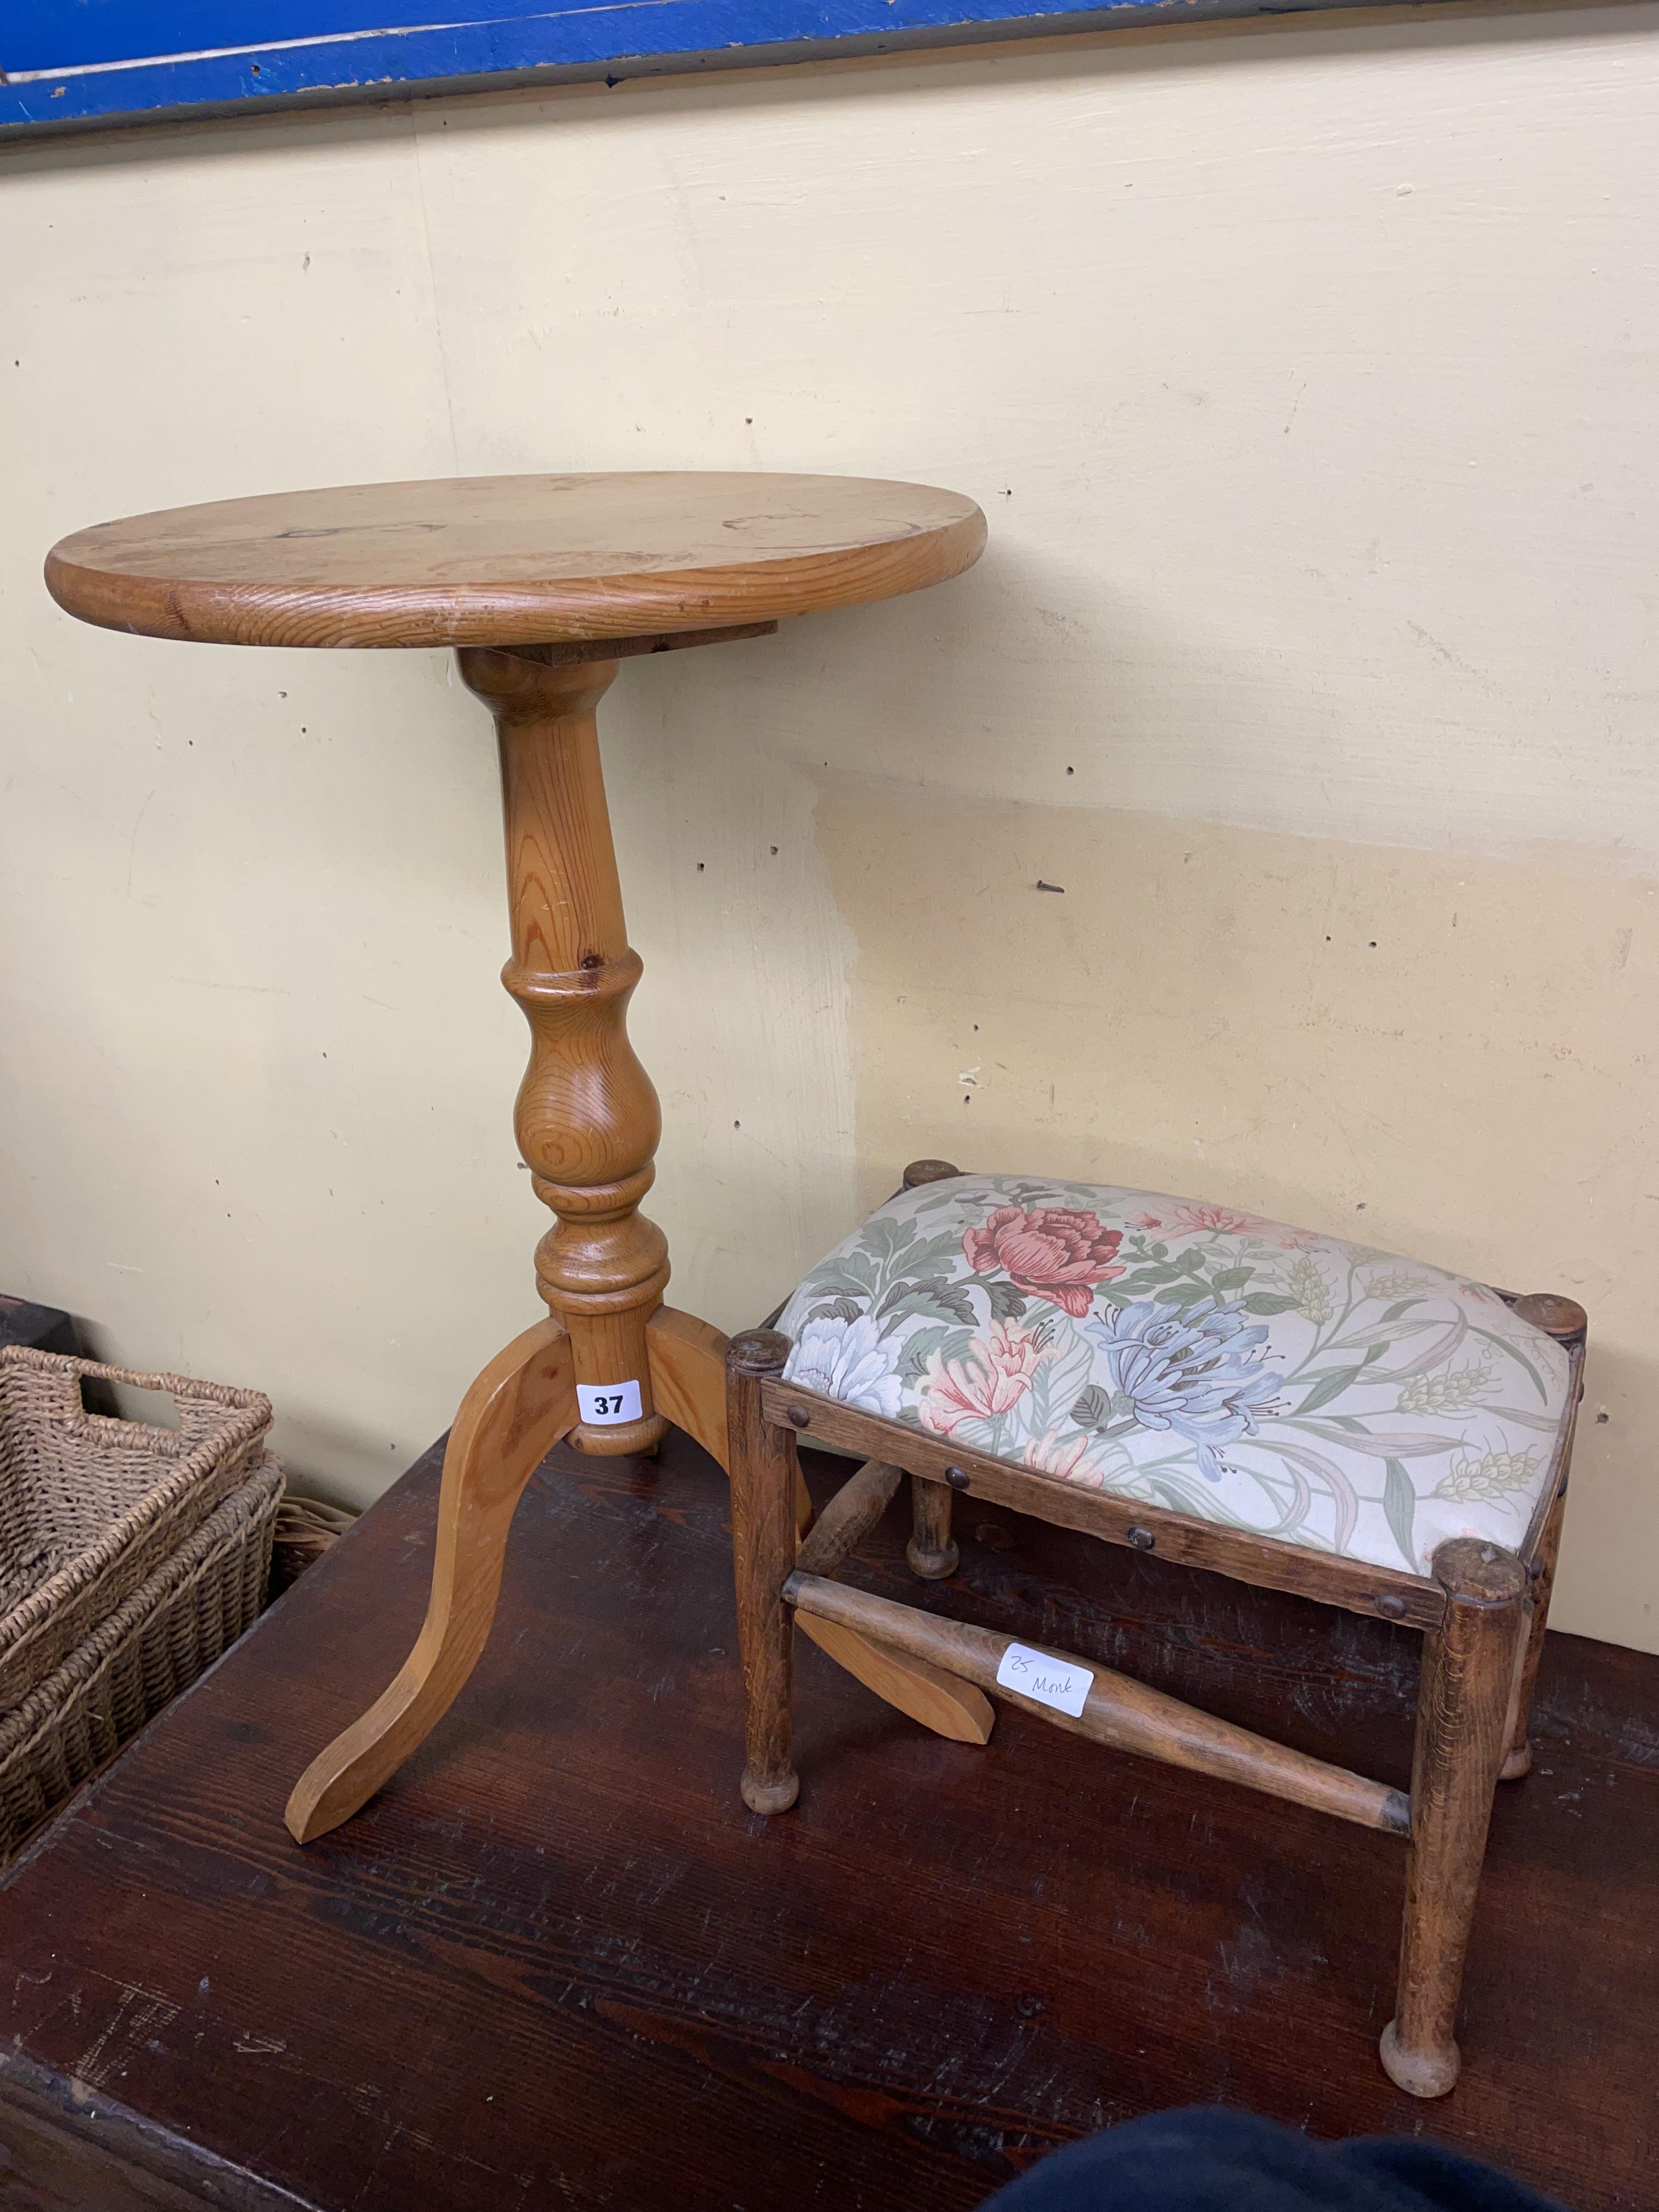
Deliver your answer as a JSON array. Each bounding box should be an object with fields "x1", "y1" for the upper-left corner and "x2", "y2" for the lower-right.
[
  {"x1": 907, "y1": 1476, "x2": 959, "y2": 1579},
  {"x1": 1500, "y1": 1473, "x2": 1566, "y2": 1782},
  {"x1": 1500, "y1": 1294, "x2": 1587, "y2": 1782},
  {"x1": 1381, "y1": 1538, "x2": 1528, "y2": 2097},
  {"x1": 900, "y1": 1167, "x2": 962, "y2": 1577},
  {"x1": 726, "y1": 1330, "x2": 800, "y2": 1815},
  {"x1": 649, "y1": 1309, "x2": 992, "y2": 1744}
]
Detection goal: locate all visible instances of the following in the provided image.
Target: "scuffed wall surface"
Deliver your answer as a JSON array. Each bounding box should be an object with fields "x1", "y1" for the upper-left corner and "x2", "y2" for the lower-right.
[
  {"x1": 2, "y1": 4, "x2": 1656, "y2": 1645},
  {"x1": 814, "y1": 777, "x2": 1657, "y2": 1649}
]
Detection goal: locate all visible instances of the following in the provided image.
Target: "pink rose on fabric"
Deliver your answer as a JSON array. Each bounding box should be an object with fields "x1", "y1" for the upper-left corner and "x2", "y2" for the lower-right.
[
  {"x1": 1138, "y1": 1201, "x2": 1317, "y2": 1250},
  {"x1": 1166, "y1": 1202, "x2": 1259, "y2": 1235},
  {"x1": 962, "y1": 1206, "x2": 1124, "y2": 1318},
  {"x1": 1167, "y1": 1203, "x2": 1327, "y2": 1256},
  {"x1": 919, "y1": 1321, "x2": 1043, "y2": 1435}
]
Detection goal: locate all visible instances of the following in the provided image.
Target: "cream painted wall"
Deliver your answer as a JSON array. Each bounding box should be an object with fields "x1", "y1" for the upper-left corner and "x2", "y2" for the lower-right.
[{"x1": 3, "y1": 4, "x2": 1656, "y2": 1646}]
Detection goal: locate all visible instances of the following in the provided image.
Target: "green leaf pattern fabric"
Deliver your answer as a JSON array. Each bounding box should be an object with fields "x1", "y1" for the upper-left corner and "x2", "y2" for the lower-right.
[{"x1": 776, "y1": 1175, "x2": 1572, "y2": 1576}]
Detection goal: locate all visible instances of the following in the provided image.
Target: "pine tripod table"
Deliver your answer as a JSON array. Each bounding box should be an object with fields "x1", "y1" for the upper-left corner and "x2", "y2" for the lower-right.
[{"x1": 45, "y1": 470, "x2": 991, "y2": 1842}]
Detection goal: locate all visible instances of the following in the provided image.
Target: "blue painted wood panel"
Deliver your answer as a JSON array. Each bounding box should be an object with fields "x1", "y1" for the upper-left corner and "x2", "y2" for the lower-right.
[{"x1": 0, "y1": 0, "x2": 1369, "y2": 135}]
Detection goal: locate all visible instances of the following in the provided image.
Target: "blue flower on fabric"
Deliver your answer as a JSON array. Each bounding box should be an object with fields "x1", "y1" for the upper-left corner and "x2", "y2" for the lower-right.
[
  {"x1": 1085, "y1": 1300, "x2": 1280, "y2": 1480},
  {"x1": 783, "y1": 1312, "x2": 904, "y2": 1420}
]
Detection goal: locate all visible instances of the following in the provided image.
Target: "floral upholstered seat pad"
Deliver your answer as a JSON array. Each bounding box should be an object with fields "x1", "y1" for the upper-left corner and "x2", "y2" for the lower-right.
[{"x1": 776, "y1": 1176, "x2": 1572, "y2": 1579}]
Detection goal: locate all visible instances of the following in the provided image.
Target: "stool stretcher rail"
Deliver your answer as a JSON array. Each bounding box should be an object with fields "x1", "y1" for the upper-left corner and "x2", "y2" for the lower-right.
[{"x1": 782, "y1": 1570, "x2": 1412, "y2": 1838}]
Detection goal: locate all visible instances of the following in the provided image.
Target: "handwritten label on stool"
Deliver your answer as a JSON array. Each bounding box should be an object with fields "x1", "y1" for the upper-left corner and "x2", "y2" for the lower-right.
[
  {"x1": 995, "y1": 1643, "x2": 1094, "y2": 1718},
  {"x1": 577, "y1": 1380, "x2": 643, "y2": 1426}
]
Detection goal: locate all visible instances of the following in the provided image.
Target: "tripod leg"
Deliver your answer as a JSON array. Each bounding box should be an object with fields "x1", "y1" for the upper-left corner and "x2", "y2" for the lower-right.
[{"x1": 286, "y1": 1319, "x2": 577, "y2": 1843}]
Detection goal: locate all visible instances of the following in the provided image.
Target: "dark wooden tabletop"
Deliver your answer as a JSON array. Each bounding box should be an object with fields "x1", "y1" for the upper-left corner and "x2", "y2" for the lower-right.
[{"x1": 0, "y1": 1420, "x2": 1652, "y2": 2212}]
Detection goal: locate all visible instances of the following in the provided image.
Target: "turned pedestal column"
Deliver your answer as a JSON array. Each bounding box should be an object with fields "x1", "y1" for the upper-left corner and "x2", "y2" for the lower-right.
[
  {"x1": 44, "y1": 471, "x2": 990, "y2": 1842},
  {"x1": 464, "y1": 644, "x2": 670, "y2": 1456}
]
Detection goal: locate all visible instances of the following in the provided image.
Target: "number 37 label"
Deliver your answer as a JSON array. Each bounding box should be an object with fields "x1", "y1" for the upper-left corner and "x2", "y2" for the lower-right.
[{"x1": 577, "y1": 1380, "x2": 644, "y2": 1425}]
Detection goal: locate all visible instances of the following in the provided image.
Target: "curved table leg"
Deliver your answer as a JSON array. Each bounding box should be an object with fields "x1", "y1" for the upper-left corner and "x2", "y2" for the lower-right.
[
  {"x1": 647, "y1": 1308, "x2": 993, "y2": 1746},
  {"x1": 285, "y1": 1319, "x2": 578, "y2": 1844}
]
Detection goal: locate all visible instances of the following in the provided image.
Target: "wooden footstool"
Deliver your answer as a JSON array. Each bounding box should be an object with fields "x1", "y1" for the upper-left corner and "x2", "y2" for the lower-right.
[{"x1": 725, "y1": 1161, "x2": 1584, "y2": 2098}]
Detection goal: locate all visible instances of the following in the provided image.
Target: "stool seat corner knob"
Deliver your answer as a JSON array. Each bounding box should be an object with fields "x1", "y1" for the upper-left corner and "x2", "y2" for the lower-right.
[{"x1": 727, "y1": 1329, "x2": 792, "y2": 1378}]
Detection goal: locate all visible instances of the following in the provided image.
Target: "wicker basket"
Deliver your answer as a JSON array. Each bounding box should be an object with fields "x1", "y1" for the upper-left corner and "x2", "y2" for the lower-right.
[
  {"x1": 0, "y1": 1348, "x2": 271, "y2": 1709},
  {"x1": 272, "y1": 1492, "x2": 358, "y2": 1593},
  {"x1": 0, "y1": 1453, "x2": 283, "y2": 1857}
]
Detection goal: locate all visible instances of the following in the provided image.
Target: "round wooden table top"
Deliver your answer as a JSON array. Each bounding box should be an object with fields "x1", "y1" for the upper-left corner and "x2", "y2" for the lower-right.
[{"x1": 45, "y1": 472, "x2": 987, "y2": 650}]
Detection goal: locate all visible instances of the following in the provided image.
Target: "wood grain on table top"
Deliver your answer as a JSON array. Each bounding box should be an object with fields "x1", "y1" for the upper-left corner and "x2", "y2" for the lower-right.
[{"x1": 44, "y1": 471, "x2": 988, "y2": 648}]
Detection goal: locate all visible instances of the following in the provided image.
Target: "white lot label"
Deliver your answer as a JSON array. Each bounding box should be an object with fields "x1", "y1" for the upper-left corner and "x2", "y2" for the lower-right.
[
  {"x1": 577, "y1": 1380, "x2": 643, "y2": 1426},
  {"x1": 995, "y1": 1641, "x2": 1094, "y2": 1718}
]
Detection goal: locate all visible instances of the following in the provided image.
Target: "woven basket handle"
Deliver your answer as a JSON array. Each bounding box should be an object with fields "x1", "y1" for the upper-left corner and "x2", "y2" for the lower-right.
[
  {"x1": 172, "y1": 1396, "x2": 238, "y2": 1445},
  {"x1": 18, "y1": 1361, "x2": 95, "y2": 1425},
  {"x1": 109, "y1": 1368, "x2": 273, "y2": 1456},
  {"x1": 4, "y1": 1350, "x2": 267, "y2": 1450}
]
